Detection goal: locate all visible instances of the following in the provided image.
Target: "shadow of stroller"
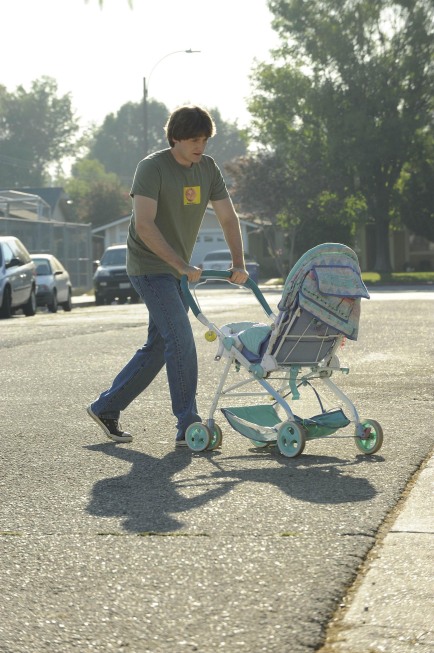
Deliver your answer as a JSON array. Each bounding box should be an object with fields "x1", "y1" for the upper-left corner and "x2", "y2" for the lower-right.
[
  {"x1": 84, "y1": 443, "x2": 237, "y2": 533},
  {"x1": 201, "y1": 451, "x2": 381, "y2": 505}
]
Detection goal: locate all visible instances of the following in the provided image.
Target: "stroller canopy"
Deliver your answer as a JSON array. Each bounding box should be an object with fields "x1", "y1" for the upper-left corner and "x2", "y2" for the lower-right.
[{"x1": 278, "y1": 243, "x2": 369, "y2": 340}]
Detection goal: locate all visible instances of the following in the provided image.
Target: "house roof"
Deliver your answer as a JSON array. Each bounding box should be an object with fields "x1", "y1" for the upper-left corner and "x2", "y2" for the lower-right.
[
  {"x1": 18, "y1": 186, "x2": 76, "y2": 223},
  {"x1": 19, "y1": 187, "x2": 68, "y2": 213},
  {"x1": 0, "y1": 190, "x2": 51, "y2": 220}
]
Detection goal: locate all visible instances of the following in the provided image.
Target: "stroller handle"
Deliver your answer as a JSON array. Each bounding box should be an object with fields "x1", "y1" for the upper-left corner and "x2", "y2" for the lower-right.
[{"x1": 180, "y1": 270, "x2": 274, "y2": 318}]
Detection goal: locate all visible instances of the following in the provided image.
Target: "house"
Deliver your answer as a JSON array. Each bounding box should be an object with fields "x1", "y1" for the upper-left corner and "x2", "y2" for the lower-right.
[
  {"x1": 357, "y1": 224, "x2": 434, "y2": 272},
  {"x1": 92, "y1": 214, "x2": 131, "y2": 262},
  {"x1": 19, "y1": 187, "x2": 76, "y2": 223},
  {"x1": 0, "y1": 189, "x2": 51, "y2": 221}
]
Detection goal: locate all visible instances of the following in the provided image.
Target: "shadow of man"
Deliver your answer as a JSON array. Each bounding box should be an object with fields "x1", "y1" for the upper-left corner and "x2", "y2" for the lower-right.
[{"x1": 85, "y1": 443, "x2": 236, "y2": 533}]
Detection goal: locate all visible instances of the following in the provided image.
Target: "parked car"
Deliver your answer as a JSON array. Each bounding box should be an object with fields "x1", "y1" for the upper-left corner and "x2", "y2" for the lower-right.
[
  {"x1": 31, "y1": 254, "x2": 73, "y2": 313},
  {"x1": 0, "y1": 236, "x2": 37, "y2": 319},
  {"x1": 200, "y1": 249, "x2": 260, "y2": 283},
  {"x1": 93, "y1": 245, "x2": 140, "y2": 305}
]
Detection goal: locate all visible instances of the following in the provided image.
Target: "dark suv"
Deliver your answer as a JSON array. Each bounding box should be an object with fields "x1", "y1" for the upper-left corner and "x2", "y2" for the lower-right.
[
  {"x1": 93, "y1": 245, "x2": 140, "y2": 305},
  {"x1": 0, "y1": 236, "x2": 37, "y2": 318}
]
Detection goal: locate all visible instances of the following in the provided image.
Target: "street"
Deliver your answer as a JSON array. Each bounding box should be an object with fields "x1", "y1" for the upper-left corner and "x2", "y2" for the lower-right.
[{"x1": 1, "y1": 287, "x2": 433, "y2": 652}]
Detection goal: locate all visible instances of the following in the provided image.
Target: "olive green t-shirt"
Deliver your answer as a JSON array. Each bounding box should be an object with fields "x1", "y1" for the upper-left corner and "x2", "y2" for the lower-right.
[{"x1": 127, "y1": 149, "x2": 229, "y2": 277}]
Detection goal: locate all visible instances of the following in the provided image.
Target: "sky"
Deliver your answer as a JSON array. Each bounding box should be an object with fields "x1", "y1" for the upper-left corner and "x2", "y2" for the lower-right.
[{"x1": 2, "y1": 0, "x2": 280, "y2": 131}]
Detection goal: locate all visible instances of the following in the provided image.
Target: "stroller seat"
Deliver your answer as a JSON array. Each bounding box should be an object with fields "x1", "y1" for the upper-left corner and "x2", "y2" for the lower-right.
[
  {"x1": 217, "y1": 244, "x2": 369, "y2": 376},
  {"x1": 217, "y1": 322, "x2": 272, "y2": 363}
]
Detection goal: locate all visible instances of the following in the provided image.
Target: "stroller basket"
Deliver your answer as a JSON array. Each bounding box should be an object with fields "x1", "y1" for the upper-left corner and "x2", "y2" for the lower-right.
[
  {"x1": 221, "y1": 405, "x2": 281, "y2": 442},
  {"x1": 221, "y1": 405, "x2": 350, "y2": 442}
]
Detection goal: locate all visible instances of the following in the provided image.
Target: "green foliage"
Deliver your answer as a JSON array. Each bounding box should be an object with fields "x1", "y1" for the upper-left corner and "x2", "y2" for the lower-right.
[
  {"x1": 63, "y1": 158, "x2": 130, "y2": 227},
  {"x1": 271, "y1": 270, "x2": 434, "y2": 285},
  {"x1": 362, "y1": 271, "x2": 434, "y2": 284},
  {"x1": 227, "y1": 151, "x2": 297, "y2": 273},
  {"x1": 398, "y1": 135, "x2": 434, "y2": 241},
  {"x1": 77, "y1": 180, "x2": 131, "y2": 229},
  {"x1": 204, "y1": 108, "x2": 247, "y2": 174},
  {"x1": 248, "y1": 0, "x2": 434, "y2": 271},
  {"x1": 0, "y1": 77, "x2": 79, "y2": 187},
  {"x1": 228, "y1": 130, "x2": 365, "y2": 267}
]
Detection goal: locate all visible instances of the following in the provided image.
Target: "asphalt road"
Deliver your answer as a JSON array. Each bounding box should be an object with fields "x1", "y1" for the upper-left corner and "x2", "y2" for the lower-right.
[{"x1": 1, "y1": 287, "x2": 433, "y2": 652}]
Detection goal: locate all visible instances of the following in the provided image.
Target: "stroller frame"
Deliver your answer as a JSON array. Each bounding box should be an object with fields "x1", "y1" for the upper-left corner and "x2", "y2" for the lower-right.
[{"x1": 181, "y1": 243, "x2": 383, "y2": 458}]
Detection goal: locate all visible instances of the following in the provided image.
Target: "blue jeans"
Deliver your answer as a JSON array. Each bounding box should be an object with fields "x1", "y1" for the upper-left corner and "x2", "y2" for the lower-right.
[{"x1": 91, "y1": 273, "x2": 201, "y2": 436}]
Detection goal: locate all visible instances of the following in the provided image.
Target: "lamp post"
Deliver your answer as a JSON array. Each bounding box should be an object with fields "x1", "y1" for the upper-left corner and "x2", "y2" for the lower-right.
[{"x1": 143, "y1": 49, "x2": 201, "y2": 155}]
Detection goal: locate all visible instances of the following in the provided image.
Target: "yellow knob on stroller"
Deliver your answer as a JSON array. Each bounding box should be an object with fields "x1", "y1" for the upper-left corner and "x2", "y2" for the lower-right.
[{"x1": 205, "y1": 330, "x2": 217, "y2": 342}]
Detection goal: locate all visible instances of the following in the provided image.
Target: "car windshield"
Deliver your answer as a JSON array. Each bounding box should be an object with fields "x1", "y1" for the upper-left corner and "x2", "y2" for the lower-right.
[
  {"x1": 101, "y1": 248, "x2": 127, "y2": 266},
  {"x1": 32, "y1": 259, "x2": 51, "y2": 275},
  {"x1": 204, "y1": 252, "x2": 232, "y2": 262}
]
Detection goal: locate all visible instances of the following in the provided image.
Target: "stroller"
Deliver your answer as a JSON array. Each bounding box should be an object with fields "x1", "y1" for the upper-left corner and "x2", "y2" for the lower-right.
[{"x1": 181, "y1": 243, "x2": 383, "y2": 458}]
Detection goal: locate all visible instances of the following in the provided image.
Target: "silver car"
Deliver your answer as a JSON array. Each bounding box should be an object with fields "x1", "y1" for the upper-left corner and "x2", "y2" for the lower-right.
[
  {"x1": 200, "y1": 249, "x2": 260, "y2": 283},
  {"x1": 0, "y1": 236, "x2": 37, "y2": 319},
  {"x1": 31, "y1": 254, "x2": 73, "y2": 313}
]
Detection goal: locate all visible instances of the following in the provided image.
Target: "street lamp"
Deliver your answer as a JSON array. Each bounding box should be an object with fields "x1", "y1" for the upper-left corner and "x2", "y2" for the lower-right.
[{"x1": 143, "y1": 49, "x2": 201, "y2": 155}]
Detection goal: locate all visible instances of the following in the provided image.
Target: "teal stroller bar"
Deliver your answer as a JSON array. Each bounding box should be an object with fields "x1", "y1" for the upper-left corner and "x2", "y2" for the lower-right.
[{"x1": 180, "y1": 270, "x2": 274, "y2": 320}]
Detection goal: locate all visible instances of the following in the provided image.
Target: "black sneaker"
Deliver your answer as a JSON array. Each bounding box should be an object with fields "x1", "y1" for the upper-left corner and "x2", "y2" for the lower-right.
[{"x1": 87, "y1": 405, "x2": 132, "y2": 443}]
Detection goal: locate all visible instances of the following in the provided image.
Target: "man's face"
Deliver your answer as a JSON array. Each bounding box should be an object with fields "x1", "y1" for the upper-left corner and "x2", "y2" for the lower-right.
[{"x1": 172, "y1": 136, "x2": 209, "y2": 166}]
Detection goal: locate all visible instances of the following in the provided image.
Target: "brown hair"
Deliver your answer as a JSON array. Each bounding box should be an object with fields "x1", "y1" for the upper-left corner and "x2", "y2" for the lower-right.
[{"x1": 165, "y1": 105, "x2": 216, "y2": 147}]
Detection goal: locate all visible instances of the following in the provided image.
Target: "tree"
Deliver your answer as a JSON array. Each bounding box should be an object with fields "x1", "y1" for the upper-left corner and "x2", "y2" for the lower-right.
[
  {"x1": 62, "y1": 158, "x2": 130, "y2": 228},
  {"x1": 398, "y1": 134, "x2": 434, "y2": 245},
  {"x1": 249, "y1": 0, "x2": 434, "y2": 271},
  {"x1": 0, "y1": 77, "x2": 79, "y2": 187},
  {"x1": 227, "y1": 143, "x2": 363, "y2": 273},
  {"x1": 86, "y1": 100, "x2": 168, "y2": 185},
  {"x1": 204, "y1": 108, "x2": 247, "y2": 175},
  {"x1": 227, "y1": 151, "x2": 293, "y2": 276}
]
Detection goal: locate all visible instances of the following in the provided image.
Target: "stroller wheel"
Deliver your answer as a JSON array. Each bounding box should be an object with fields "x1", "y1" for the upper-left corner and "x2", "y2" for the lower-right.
[
  {"x1": 186, "y1": 423, "x2": 211, "y2": 452},
  {"x1": 355, "y1": 418, "x2": 383, "y2": 455},
  {"x1": 207, "y1": 424, "x2": 223, "y2": 450},
  {"x1": 277, "y1": 422, "x2": 306, "y2": 458}
]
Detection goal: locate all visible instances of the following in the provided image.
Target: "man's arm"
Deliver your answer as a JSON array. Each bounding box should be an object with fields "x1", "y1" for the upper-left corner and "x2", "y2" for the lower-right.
[
  {"x1": 211, "y1": 196, "x2": 249, "y2": 284},
  {"x1": 133, "y1": 195, "x2": 201, "y2": 282}
]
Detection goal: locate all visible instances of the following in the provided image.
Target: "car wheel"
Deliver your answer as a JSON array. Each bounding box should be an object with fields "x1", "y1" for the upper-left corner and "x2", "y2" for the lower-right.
[
  {"x1": 95, "y1": 293, "x2": 105, "y2": 306},
  {"x1": 48, "y1": 290, "x2": 58, "y2": 313},
  {"x1": 0, "y1": 285, "x2": 12, "y2": 319},
  {"x1": 62, "y1": 289, "x2": 72, "y2": 312},
  {"x1": 23, "y1": 286, "x2": 37, "y2": 317}
]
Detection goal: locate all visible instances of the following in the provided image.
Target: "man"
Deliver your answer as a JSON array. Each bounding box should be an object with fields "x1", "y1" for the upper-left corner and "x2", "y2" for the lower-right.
[{"x1": 87, "y1": 105, "x2": 249, "y2": 447}]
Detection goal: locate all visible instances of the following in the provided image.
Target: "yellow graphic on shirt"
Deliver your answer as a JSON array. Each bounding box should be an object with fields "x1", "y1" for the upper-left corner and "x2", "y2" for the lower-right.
[{"x1": 184, "y1": 186, "x2": 201, "y2": 205}]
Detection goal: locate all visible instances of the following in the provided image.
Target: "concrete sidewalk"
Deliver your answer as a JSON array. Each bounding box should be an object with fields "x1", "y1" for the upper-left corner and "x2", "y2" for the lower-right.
[{"x1": 321, "y1": 450, "x2": 434, "y2": 652}]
